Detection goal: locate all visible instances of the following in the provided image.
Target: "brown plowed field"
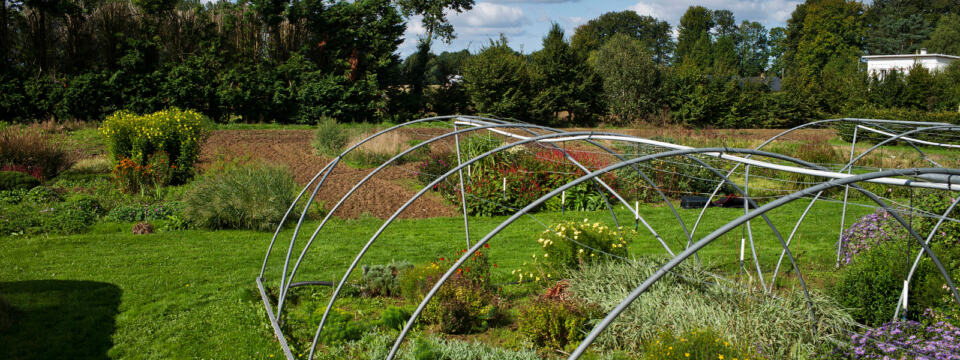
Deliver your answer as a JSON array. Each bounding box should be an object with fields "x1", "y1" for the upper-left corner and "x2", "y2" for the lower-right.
[
  {"x1": 198, "y1": 129, "x2": 458, "y2": 219},
  {"x1": 196, "y1": 126, "x2": 835, "y2": 219}
]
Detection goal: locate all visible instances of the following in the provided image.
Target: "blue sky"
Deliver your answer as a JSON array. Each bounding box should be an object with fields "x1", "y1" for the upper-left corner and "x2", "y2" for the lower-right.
[{"x1": 398, "y1": 0, "x2": 806, "y2": 57}]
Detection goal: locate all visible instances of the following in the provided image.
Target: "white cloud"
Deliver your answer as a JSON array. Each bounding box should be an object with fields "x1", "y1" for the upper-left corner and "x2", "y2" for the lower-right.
[
  {"x1": 628, "y1": 0, "x2": 802, "y2": 28},
  {"x1": 486, "y1": 0, "x2": 579, "y2": 3},
  {"x1": 451, "y1": 2, "x2": 529, "y2": 30}
]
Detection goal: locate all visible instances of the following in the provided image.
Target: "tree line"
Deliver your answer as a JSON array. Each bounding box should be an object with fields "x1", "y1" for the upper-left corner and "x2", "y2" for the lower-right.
[{"x1": 2, "y1": 0, "x2": 960, "y2": 126}]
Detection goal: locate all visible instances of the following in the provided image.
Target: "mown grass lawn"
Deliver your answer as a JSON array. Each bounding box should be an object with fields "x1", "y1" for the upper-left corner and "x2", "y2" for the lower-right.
[{"x1": 0, "y1": 198, "x2": 873, "y2": 359}]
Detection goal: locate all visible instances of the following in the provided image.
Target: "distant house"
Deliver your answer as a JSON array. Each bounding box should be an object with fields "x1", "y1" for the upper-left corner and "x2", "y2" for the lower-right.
[{"x1": 862, "y1": 49, "x2": 958, "y2": 80}]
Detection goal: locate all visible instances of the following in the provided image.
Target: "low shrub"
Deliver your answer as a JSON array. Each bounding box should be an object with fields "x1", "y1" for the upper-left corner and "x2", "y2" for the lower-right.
[
  {"x1": 641, "y1": 327, "x2": 764, "y2": 360},
  {"x1": 829, "y1": 318, "x2": 960, "y2": 359},
  {"x1": 360, "y1": 261, "x2": 413, "y2": 297},
  {"x1": 100, "y1": 108, "x2": 210, "y2": 185},
  {"x1": 568, "y1": 260, "x2": 855, "y2": 358},
  {"x1": 0, "y1": 127, "x2": 74, "y2": 180},
  {"x1": 41, "y1": 194, "x2": 103, "y2": 235},
  {"x1": 182, "y1": 163, "x2": 297, "y2": 231},
  {"x1": 517, "y1": 282, "x2": 599, "y2": 350},
  {"x1": 312, "y1": 308, "x2": 369, "y2": 345},
  {"x1": 422, "y1": 276, "x2": 506, "y2": 334},
  {"x1": 0, "y1": 171, "x2": 39, "y2": 191},
  {"x1": 398, "y1": 262, "x2": 446, "y2": 303},
  {"x1": 379, "y1": 306, "x2": 411, "y2": 331},
  {"x1": 312, "y1": 117, "x2": 349, "y2": 156},
  {"x1": 112, "y1": 153, "x2": 175, "y2": 195},
  {"x1": 527, "y1": 220, "x2": 631, "y2": 278},
  {"x1": 831, "y1": 240, "x2": 960, "y2": 326}
]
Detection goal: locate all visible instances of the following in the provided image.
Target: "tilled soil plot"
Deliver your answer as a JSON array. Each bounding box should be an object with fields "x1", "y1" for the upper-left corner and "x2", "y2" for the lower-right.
[{"x1": 199, "y1": 129, "x2": 458, "y2": 219}]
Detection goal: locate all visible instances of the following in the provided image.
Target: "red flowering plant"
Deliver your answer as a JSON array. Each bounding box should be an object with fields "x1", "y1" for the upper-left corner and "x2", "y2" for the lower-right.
[
  {"x1": 397, "y1": 244, "x2": 496, "y2": 303},
  {"x1": 112, "y1": 152, "x2": 175, "y2": 195},
  {"x1": 441, "y1": 145, "x2": 619, "y2": 216}
]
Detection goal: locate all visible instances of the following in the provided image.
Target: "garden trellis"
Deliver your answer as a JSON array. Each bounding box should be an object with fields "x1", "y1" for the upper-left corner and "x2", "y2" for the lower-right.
[{"x1": 256, "y1": 115, "x2": 960, "y2": 359}]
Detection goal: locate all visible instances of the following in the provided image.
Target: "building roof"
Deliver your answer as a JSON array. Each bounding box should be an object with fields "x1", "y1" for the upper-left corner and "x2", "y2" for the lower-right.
[{"x1": 862, "y1": 53, "x2": 960, "y2": 61}]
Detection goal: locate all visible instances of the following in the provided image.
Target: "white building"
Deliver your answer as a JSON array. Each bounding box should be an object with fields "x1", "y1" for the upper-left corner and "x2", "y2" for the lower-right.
[{"x1": 862, "y1": 49, "x2": 958, "y2": 80}]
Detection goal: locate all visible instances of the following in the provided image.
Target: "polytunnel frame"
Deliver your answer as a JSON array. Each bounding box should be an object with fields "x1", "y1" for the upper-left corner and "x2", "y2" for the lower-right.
[
  {"x1": 687, "y1": 118, "x2": 957, "y2": 291},
  {"x1": 255, "y1": 117, "x2": 960, "y2": 360}
]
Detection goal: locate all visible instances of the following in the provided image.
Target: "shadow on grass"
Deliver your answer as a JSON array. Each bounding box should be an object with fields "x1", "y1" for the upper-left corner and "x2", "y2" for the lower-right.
[{"x1": 0, "y1": 280, "x2": 120, "y2": 360}]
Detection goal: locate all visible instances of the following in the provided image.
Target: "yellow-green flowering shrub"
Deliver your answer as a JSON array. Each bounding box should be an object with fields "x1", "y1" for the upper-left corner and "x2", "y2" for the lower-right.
[
  {"x1": 100, "y1": 108, "x2": 210, "y2": 185},
  {"x1": 517, "y1": 220, "x2": 632, "y2": 282}
]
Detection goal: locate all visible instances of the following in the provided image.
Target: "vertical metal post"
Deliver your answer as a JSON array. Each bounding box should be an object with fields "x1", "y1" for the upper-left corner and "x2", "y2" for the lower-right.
[
  {"x1": 744, "y1": 165, "x2": 766, "y2": 290},
  {"x1": 453, "y1": 123, "x2": 471, "y2": 248},
  {"x1": 837, "y1": 125, "x2": 858, "y2": 268}
]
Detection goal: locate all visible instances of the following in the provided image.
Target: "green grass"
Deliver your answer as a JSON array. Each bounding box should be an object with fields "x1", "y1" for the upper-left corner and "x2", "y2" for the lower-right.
[{"x1": 0, "y1": 199, "x2": 874, "y2": 358}]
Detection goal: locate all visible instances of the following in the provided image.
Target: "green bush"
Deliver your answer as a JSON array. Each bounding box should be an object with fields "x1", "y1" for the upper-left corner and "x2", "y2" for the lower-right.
[
  {"x1": 379, "y1": 306, "x2": 411, "y2": 331},
  {"x1": 312, "y1": 308, "x2": 369, "y2": 345},
  {"x1": 312, "y1": 117, "x2": 349, "y2": 157},
  {"x1": 831, "y1": 240, "x2": 958, "y2": 326},
  {"x1": 182, "y1": 163, "x2": 297, "y2": 231},
  {"x1": 422, "y1": 276, "x2": 505, "y2": 335},
  {"x1": 100, "y1": 108, "x2": 211, "y2": 185},
  {"x1": 360, "y1": 261, "x2": 413, "y2": 297},
  {"x1": 0, "y1": 127, "x2": 74, "y2": 180},
  {"x1": 641, "y1": 327, "x2": 764, "y2": 360},
  {"x1": 517, "y1": 296, "x2": 597, "y2": 350},
  {"x1": 0, "y1": 171, "x2": 39, "y2": 191},
  {"x1": 398, "y1": 262, "x2": 446, "y2": 303}
]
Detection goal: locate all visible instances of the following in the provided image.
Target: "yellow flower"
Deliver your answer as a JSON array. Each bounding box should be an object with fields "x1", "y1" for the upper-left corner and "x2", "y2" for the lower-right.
[
  {"x1": 685, "y1": 354, "x2": 690, "y2": 358},
  {"x1": 718, "y1": 355, "x2": 724, "y2": 360}
]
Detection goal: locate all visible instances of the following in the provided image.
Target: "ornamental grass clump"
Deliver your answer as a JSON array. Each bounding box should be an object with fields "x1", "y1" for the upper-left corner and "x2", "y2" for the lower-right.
[
  {"x1": 181, "y1": 162, "x2": 296, "y2": 231},
  {"x1": 100, "y1": 108, "x2": 210, "y2": 188},
  {"x1": 567, "y1": 259, "x2": 855, "y2": 358},
  {"x1": 0, "y1": 126, "x2": 74, "y2": 180}
]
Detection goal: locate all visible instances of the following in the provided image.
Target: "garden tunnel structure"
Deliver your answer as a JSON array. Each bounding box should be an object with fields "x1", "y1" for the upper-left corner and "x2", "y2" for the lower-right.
[{"x1": 257, "y1": 115, "x2": 960, "y2": 359}]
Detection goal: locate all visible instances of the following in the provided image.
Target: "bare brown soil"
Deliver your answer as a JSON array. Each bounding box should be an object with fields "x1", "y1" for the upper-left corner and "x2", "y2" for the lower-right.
[{"x1": 199, "y1": 129, "x2": 458, "y2": 219}]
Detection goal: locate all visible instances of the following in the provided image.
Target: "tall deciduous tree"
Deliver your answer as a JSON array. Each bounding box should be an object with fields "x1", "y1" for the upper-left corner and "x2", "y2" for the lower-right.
[
  {"x1": 570, "y1": 10, "x2": 672, "y2": 64},
  {"x1": 587, "y1": 33, "x2": 660, "y2": 124},
  {"x1": 395, "y1": 0, "x2": 473, "y2": 47}
]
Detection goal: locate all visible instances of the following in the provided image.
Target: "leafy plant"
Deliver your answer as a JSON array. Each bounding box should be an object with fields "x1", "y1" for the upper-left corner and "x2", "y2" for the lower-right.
[
  {"x1": 182, "y1": 163, "x2": 297, "y2": 231},
  {"x1": 360, "y1": 261, "x2": 413, "y2": 297},
  {"x1": 422, "y1": 275, "x2": 506, "y2": 334},
  {"x1": 312, "y1": 308, "x2": 369, "y2": 345},
  {"x1": 0, "y1": 171, "x2": 40, "y2": 191},
  {"x1": 838, "y1": 209, "x2": 900, "y2": 266},
  {"x1": 379, "y1": 306, "x2": 411, "y2": 331},
  {"x1": 913, "y1": 190, "x2": 960, "y2": 245},
  {"x1": 517, "y1": 283, "x2": 599, "y2": 350}
]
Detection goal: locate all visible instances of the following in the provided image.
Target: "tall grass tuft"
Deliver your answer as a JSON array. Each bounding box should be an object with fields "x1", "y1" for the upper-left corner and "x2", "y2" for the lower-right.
[
  {"x1": 0, "y1": 127, "x2": 75, "y2": 180},
  {"x1": 566, "y1": 259, "x2": 855, "y2": 358},
  {"x1": 182, "y1": 162, "x2": 297, "y2": 231}
]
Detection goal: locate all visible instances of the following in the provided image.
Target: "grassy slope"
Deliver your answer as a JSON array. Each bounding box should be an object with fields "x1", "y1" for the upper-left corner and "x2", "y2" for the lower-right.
[{"x1": 0, "y1": 199, "x2": 873, "y2": 359}]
